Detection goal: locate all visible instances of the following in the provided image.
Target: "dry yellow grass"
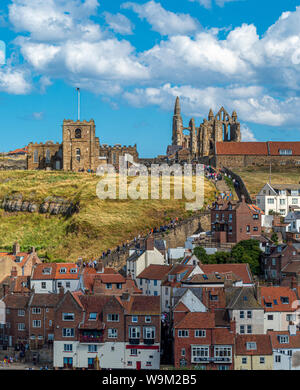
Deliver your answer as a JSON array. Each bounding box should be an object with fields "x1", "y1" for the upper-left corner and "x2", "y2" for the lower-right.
[
  {"x1": 0, "y1": 170, "x2": 216, "y2": 261},
  {"x1": 233, "y1": 166, "x2": 300, "y2": 196}
]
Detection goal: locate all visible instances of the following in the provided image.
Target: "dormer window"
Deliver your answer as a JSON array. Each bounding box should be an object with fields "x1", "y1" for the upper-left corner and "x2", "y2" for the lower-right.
[
  {"x1": 59, "y1": 268, "x2": 67, "y2": 274},
  {"x1": 279, "y1": 149, "x2": 292, "y2": 155},
  {"x1": 42, "y1": 267, "x2": 52, "y2": 275},
  {"x1": 280, "y1": 297, "x2": 289, "y2": 304},
  {"x1": 70, "y1": 268, "x2": 77, "y2": 274},
  {"x1": 278, "y1": 335, "x2": 289, "y2": 344},
  {"x1": 228, "y1": 204, "x2": 232, "y2": 210},
  {"x1": 246, "y1": 342, "x2": 257, "y2": 350},
  {"x1": 15, "y1": 256, "x2": 24, "y2": 263}
]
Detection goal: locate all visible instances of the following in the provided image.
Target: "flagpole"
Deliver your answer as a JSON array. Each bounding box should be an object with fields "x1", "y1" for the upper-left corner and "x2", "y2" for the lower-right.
[{"x1": 76, "y1": 87, "x2": 80, "y2": 121}]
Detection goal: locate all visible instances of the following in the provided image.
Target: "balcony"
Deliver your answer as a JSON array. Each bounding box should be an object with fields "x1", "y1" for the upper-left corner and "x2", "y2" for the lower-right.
[
  {"x1": 143, "y1": 339, "x2": 154, "y2": 345},
  {"x1": 129, "y1": 338, "x2": 140, "y2": 345},
  {"x1": 79, "y1": 332, "x2": 104, "y2": 343}
]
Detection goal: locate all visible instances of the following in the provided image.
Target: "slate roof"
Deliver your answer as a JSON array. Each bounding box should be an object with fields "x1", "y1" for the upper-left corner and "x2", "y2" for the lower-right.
[{"x1": 225, "y1": 287, "x2": 263, "y2": 310}]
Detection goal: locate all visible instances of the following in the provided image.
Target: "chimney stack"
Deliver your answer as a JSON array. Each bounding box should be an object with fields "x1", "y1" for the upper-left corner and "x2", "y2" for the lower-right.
[
  {"x1": 96, "y1": 261, "x2": 104, "y2": 274},
  {"x1": 2, "y1": 283, "x2": 9, "y2": 297},
  {"x1": 11, "y1": 266, "x2": 18, "y2": 278},
  {"x1": 145, "y1": 236, "x2": 154, "y2": 251},
  {"x1": 13, "y1": 242, "x2": 20, "y2": 256},
  {"x1": 59, "y1": 286, "x2": 65, "y2": 297}
]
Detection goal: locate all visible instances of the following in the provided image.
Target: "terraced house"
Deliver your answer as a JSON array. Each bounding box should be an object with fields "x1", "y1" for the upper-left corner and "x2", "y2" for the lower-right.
[{"x1": 53, "y1": 292, "x2": 161, "y2": 370}]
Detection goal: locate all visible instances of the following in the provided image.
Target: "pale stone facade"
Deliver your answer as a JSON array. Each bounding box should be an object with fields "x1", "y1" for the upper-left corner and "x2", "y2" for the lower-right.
[{"x1": 27, "y1": 118, "x2": 138, "y2": 172}]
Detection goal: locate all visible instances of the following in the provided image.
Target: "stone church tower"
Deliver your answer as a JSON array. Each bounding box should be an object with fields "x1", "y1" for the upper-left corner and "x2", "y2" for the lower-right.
[
  {"x1": 171, "y1": 97, "x2": 241, "y2": 161},
  {"x1": 62, "y1": 119, "x2": 100, "y2": 171}
]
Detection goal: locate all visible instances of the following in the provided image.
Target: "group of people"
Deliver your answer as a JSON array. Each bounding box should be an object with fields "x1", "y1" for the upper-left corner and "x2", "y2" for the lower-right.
[
  {"x1": 204, "y1": 165, "x2": 223, "y2": 182},
  {"x1": 98, "y1": 217, "x2": 181, "y2": 261}
]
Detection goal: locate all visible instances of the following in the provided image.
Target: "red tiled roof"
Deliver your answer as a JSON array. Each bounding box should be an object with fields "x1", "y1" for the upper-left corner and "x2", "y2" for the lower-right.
[
  {"x1": 137, "y1": 264, "x2": 172, "y2": 280},
  {"x1": 216, "y1": 142, "x2": 268, "y2": 155},
  {"x1": 235, "y1": 334, "x2": 273, "y2": 355},
  {"x1": 268, "y1": 331, "x2": 300, "y2": 349},
  {"x1": 31, "y1": 263, "x2": 79, "y2": 280},
  {"x1": 125, "y1": 295, "x2": 160, "y2": 315},
  {"x1": 200, "y1": 264, "x2": 253, "y2": 285},
  {"x1": 268, "y1": 142, "x2": 300, "y2": 156},
  {"x1": 260, "y1": 286, "x2": 299, "y2": 312},
  {"x1": 214, "y1": 327, "x2": 235, "y2": 345},
  {"x1": 175, "y1": 312, "x2": 215, "y2": 329}
]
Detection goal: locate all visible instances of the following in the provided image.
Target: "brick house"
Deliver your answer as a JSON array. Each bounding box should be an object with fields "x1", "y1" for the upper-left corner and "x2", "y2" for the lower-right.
[
  {"x1": 173, "y1": 311, "x2": 235, "y2": 370},
  {"x1": 123, "y1": 295, "x2": 161, "y2": 370},
  {"x1": 53, "y1": 292, "x2": 161, "y2": 370},
  {"x1": 2, "y1": 290, "x2": 62, "y2": 349},
  {"x1": 261, "y1": 242, "x2": 299, "y2": 284},
  {"x1": 211, "y1": 196, "x2": 262, "y2": 244}
]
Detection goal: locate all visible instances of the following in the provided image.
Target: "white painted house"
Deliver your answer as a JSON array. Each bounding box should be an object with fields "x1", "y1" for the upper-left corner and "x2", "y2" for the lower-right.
[
  {"x1": 285, "y1": 211, "x2": 300, "y2": 234},
  {"x1": 256, "y1": 183, "x2": 300, "y2": 217},
  {"x1": 30, "y1": 263, "x2": 80, "y2": 293},
  {"x1": 269, "y1": 328, "x2": 300, "y2": 370},
  {"x1": 126, "y1": 237, "x2": 166, "y2": 281}
]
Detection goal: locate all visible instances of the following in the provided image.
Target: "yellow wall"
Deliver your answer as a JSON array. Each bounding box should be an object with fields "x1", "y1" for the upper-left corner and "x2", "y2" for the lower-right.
[
  {"x1": 235, "y1": 355, "x2": 273, "y2": 370},
  {"x1": 0, "y1": 257, "x2": 22, "y2": 283}
]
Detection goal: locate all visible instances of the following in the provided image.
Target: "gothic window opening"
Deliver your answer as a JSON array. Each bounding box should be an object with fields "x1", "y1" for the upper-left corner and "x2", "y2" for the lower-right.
[
  {"x1": 76, "y1": 148, "x2": 81, "y2": 162},
  {"x1": 34, "y1": 150, "x2": 38, "y2": 163},
  {"x1": 45, "y1": 149, "x2": 51, "y2": 164},
  {"x1": 75, "y1": 128, "x2": 82, "y2": 139}
]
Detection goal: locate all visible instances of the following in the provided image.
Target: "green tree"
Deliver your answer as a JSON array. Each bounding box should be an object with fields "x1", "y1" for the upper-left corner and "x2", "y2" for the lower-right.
[
  {"x1": 230, "y1": 239, "x2": 262, "y2": 275},
  {"x1": 193, "y1": 246, "x2": 209, "y2": 263}
]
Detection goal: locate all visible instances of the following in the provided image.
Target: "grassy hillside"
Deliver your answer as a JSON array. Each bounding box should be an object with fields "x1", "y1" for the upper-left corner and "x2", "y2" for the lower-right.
[
  {"x1": 0, "y1": 170, "x2": 216, "y2": 262},
  {"x1": 233, "y1": 166, "x2": 300, "y2": 197}
]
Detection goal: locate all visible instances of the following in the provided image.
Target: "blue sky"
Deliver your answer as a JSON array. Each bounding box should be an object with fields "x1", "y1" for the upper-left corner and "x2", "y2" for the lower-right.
[{"x1": 1, "y1": 0, "x2": 300, "y2": 157}]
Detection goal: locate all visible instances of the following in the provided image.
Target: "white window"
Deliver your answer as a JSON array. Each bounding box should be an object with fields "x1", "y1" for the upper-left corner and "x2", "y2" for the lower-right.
[
  {"x1": 145, "y1": 316, "x2": 151, "y2": 323},
  {"x1": 42, "y1": 267, "x2": 51, "y2": 275},
  {"x1": 32, "y1": 307, "x2": 41, "y2": 314},
  {"x1": 70, "y1": 268, "x2": 78, "y2": 274},
  {"x1": 240, "y1": 325, "x2": 245, "y2": 334},
  {"x1": 195, "y1": 329, "x2": 206, "y2": 338},
  {"x1": 292, "y1": 198, "x2": 299, "y2": 205},
  {"x1": 247, "y1": 311, "x2": 252, "y2": 319},
  {"x1": 66, "y1": 282, "x2": 71, "y2": 288},
  {"x1": 64, "y1": 344, "x2": 73, "y2": 352},
  {"x1": 18, "y1": 309, "x2": 25, "y2": 317},
  {"x1": 267, "y1": 198, "x2": 275, "y2": 204},
  {"x1": 214, "y1": 346, "x2": 232, "y2": 358},
  {"x1": 63, "y1": 328, "x2": 74, "y2": 337},
  {"x1": 88, "y1": 345, "x2": 97, "y2": 352},
  {"x1": 62, "y1": 313, "x2": 74, "y2": 321},
  {"x1": 41, "y1": 282, "x2": 46, "y2": 289},
  {"x1": 242, "y1": 357, "x2": 247, "y2": 364},
  {"x1": 107, "y1": 314, "x2": 119, "y2": 322},
  {"x1": 129, "y1": 327, "x2": 140, "y2": 339},
  {"x1": 246, "y1": 342, "x2": 257, "y2": 350},
  {"x1": 275, "y1": 355, "x2": 281, "y2": 363},
  {"x1": 191, "y1": 346, "x2": 209, "y2": 362},
  {"x1": 18, "y1": 323, "x2": 25, "y2": 331},
  {"x1": 181, "y1": 348, "x2": 186, "y2": 357},
  {"x1": 132, "y1": 316, "x2": 138, "y2": 323},
  {"x1": 240, "y1": 311, "x2": 245, "y2": 319},
  {"x1": 260, "y1": 357, "x2": 265, "y2": 364},
  {"x1": 130, "y1": 349, "x2": 138, "y2": 356},
  {"x1": 178, "y1": 330, "x2": 189, "y2": 337},
  {"x1": 32, "y1": 320, "x2": 41, "y2": 328},
  {"x1": 278, "y1": 335, "x2": 289, "y2": 344},
  {"x1": 59, "y1": 268, "x2": 67, "y2": 274},
  {"x1": 108, "y1": 328, "x2": 118, "y2": 338},
  {"x1": 143, "y1": 327, "x2": 155, "y2": 339},
  {"x1": 279, "y1": 199, "x2": 285, "y2": 205}
]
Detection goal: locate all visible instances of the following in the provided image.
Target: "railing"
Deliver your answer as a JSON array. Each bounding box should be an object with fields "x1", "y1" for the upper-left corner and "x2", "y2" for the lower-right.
[
  {"x1": 192, "y1": 356, "x2": 232, "y2": 363},
  {"x1": 79, "y1": 335, "x2": 104, "y2": 343},
  {"x1": 143, "y1": 339, "x2": 155, "y2": 345},
  {"x1": 128, "y1": 338, "x2": 140, "y2": 345}
]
